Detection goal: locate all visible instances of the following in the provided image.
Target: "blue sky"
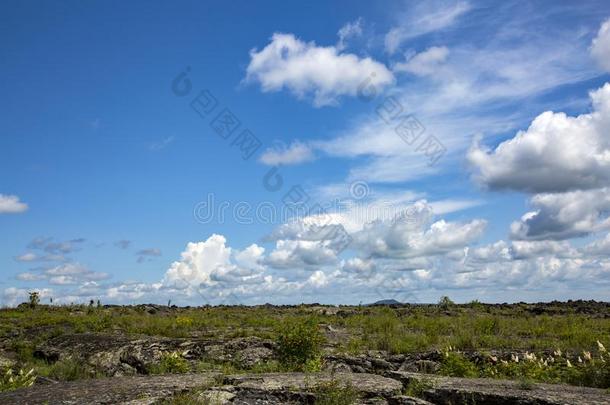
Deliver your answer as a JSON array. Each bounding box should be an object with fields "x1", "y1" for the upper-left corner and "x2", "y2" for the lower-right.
[{"x1": 2, "y1": 0, "x2": 610, "y2": 306}]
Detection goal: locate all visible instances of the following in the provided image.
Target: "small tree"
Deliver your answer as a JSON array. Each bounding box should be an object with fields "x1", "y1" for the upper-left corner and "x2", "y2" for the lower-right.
[
  {"x1": 28, "y1": 292, "x2": 40, "y2": 309},
  {"x1": 438, "y1": 296, "x2": 454, "y2": 310}
]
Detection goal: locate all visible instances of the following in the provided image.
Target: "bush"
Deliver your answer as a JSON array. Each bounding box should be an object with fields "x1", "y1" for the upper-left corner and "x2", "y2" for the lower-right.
[
  {"x1": 276, "y1": 317, "x2": 325, "y2": 371},
  {"x1": 149, "y1": 352, "x2": 191, "y2": 374}
]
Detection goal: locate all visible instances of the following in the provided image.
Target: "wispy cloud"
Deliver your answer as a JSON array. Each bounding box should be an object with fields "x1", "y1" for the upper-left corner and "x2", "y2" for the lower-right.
[
  {"x1": 114, "y1": 240, "x2": 132, "y2": 250},
  {"x1": 259, "y1": 141, "x2": 315, "y2": 166},
  {"x1": 384, "y1": 0, "x2": 471, "y2": 53},
  {"x1": 136, "y1": 248, "x2": 162, "y2": 263},
  {"x1": 149, "y1": 136, "x2": 175, "y2": 151},
  {"x1": 591, "y1": 17, "x2": 610, "y2": 73},
  {"x1": 337, "y1": 18, "x2": 363, "y2": 51}
]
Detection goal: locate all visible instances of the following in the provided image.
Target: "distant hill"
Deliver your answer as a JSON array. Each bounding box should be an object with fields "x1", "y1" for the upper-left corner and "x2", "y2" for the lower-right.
[{"x1": 368, "y1": 299, "x2": 402, "y2": 306}]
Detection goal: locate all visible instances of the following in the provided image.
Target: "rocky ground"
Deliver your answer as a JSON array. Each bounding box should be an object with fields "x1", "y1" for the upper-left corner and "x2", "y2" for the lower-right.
[
  {"x1": 1, "y1": 370, "x2": 609, "y2": 404},
  {"x1": 0, "y1": 301, "x2": 609, "y2": 404},
  {"x1": 0, "y1": 332, "x2": 608, "y2": 404}
]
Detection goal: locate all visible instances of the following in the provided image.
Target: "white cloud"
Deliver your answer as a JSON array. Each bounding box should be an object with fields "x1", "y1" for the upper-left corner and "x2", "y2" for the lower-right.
[
  {"x1": 266, "y1": 239, "x2": 338, "y2": 269},
  {"x1": 469, "y1": 82, "x2": 610, "y2": 193},
  {"x1": 245, "y1": 33, "x2": 394, "y2": 107},
  {"x1": 13, "y1": 264, "x2": 112, "y2": 287},
  {"x1": 341, "y1": 257, "x2": 376, "y2": 275},
  {"x1": 259, "y1": 141, "x2": 314, "y2": 166},
  {"x1": 591, "y1": 18, "x2": 610, "y2": 73},
  {"x1": 14, "y1": 253, "x2": 37, "y2": 262},
  {"x1": 510, "y1": 188, "x2": 610, "y2": 240},
  {"x1": 346, "y1": 200, "x2": 487, "y2": 259},
  {"x1": 385, "y1": 1, "x2": 471, "y2": 53},
  {"x1": 163, "y1": 234, "x2": 266, "y2": 289},
  {"x1": 394, "y1": 46, "x2": 449, "y2": 75},
  {"x1": 337, "y1": 18, "x2": 363, "y2": 51},
  {"x1": 0, "y1": 194, "x2": 28, "y2": 214},
  {"x1": 46, "y1": 263, "x2": 90, "y2": 276},
  {"x1": 510, "y1": 240, "x2": 578, "y2": 259},
  {"x1": 13, "y1": 252, "x2": 67, "y2": 263},
  {"x1": 16, "y1": 272, "x2": 46, "y2": 281},
  {"x1": 307, "y1": 270, "x2": 329, "y2": 287},
  {"x1": 48, "y1": 275, "x2": 79, "y2": 286},
  {"x1": 584, "y1": 232, "x2": 610, "y2": 256},
  {"x1": 286, "y1": 4, "x2": 598, "y2": 185}
]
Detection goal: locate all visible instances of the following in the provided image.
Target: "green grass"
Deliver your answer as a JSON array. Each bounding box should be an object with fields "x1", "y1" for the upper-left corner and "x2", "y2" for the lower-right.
[{"x1": 1, "y1": 302, "x2": 609, "y2": 389}]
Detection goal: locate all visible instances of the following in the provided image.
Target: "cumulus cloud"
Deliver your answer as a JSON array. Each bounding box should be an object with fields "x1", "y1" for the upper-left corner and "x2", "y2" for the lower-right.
[
  {"x1": 468, "y1": 83, "x2": 610, "y2": 193},
  {"x1": 259, "y1": 141, "x2": 314, "y2": 166},
  {"x1": 245, "y1": 33, "x2": 394, "y2": 107},
  {"x1": 0, "y1": 194, "x2": 28, "y2": 214},
  {"x1": 341, "y1": 257, "x2": 376, "y2": 275},
  {"x1": 266, "y1": 239, "x2": 338, "y2": 269},
  {"x1": 510, "y1": 188, "x2": 610, "y2": 240},
  {"x1": 353, "y1": 216, "x2": 487, "y2": 259},
  {"x1": 163, "y1": 234, "x2": 266, "y2": 290},
  {"x1": 591, "y1": 18, "x2": 610, "y2": 72},
  {"x1": 510, "y1": 240, "x2": 579, "y2": 259},
  {"x1": 277, "y1": 199, "x2": 487, "y2": 260},
  {"x1": 394, "y1": 46, "x2": 449, "y2": 75}
]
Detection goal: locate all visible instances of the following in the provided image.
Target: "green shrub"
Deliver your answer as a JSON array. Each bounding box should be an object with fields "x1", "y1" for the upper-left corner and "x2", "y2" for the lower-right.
[
  {"x1": 149, "y1": 352, "x2": 191, "y2": 374},
  {"x1": 276, "y1": 317, "x2": 325, "y2": 371}
]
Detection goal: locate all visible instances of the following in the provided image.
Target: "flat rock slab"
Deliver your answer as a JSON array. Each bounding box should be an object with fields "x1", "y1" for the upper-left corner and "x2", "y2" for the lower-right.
[
  {"x1": 0, "y1": 373, "x2": 220, "y2": 405},
  {"x1": 226, "y1": 372, "x2": 403, "y2": 398},
  {"x1": 389, "y1": 371, "x2": 610, "y2": 405}
]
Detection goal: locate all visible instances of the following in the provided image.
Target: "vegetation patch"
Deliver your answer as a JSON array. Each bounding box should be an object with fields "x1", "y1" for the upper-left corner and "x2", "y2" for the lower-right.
[
  {"x1": 276, "y1": 317, "x2": 325, "y2": 371},
  {"x1": 312, "y1": 379, "x2": 360, "y2": 405}
]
